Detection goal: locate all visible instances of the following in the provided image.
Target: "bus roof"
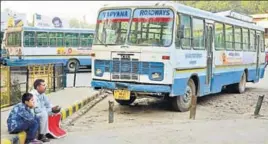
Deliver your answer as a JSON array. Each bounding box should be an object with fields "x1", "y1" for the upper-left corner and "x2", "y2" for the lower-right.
[
  {"x1": 101, "y1": 1, "x2": 264, "y2": 31},
  {"x1": 7, "y1": 26, "x2": 95, "y2": 33}
]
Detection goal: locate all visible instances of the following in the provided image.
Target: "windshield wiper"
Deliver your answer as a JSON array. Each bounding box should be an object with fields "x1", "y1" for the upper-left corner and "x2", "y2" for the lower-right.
[{"x1": 95, "y1": 34, "x2": 107, "y2": 47}]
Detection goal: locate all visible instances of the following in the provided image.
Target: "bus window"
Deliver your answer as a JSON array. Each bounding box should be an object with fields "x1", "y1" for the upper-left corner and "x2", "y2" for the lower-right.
[
  {"x1": 128, "y1": 8, "x2": 174, "y2": 47},
  {"x1": 56, "y1": 32, "x2": 64, "y2": 47},
  {"x1": 180, "y1": 14, "x2": 191, "y2": 49},
  {"x1": 225, "y1": 24, "x2": 233, "y2": 50},
  {"x1": 234, "y1": 27, "x2": 242, "y2": 51},
  {"x1": 65, "y1": 33, "x2": 72, "y2": 47},
  {"x1": 24, "y1": 31, "x2": 35, "y2": 47},
  {"x1": 242, "y1": 28, "x2": 249, "y2": 51},
  {"x1": 49, "y1": 32, "x2": 57, "y2": 47},
  {"x1": 260, "y1": 32, "x2": 264, "y2": 52},
  {"x1": 250, "y1": 30, "x2": 255, "y2": 51},
  {"x1": 37, "y1": 32, "x2": 48, "y2": 47},
  {"x1": 192, "y1": 18, "x2": 204, "y2": 49},
  {"x1": 80, "y1": 33, "x2": 94, "y2": 47},
  {"x1": 215, "y1": 22, "x2": 224, "y2": 50},
  {"x1": 65, "y1": 33, "x2": 79, "y2": 47}
]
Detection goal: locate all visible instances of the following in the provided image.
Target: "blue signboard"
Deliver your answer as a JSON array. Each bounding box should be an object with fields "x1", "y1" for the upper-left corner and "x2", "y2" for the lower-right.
[
  {"x1": 133, "y1": 9, "x2": 174, "y2": 18},
  {"x1": 98, "y1": 9, "x2": 132, "y2": 20}
]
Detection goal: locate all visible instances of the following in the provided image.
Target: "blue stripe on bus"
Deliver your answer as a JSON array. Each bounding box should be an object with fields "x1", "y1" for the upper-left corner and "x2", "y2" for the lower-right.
[
  {"x1": 171, "y1": 65, "x2": 266, "y2": 96},
  {"x1": 5, "y1": 58, "x2": 91, "y2": 66},
  {"x1": 91, "y1": 80, "x2": 171, "y2": 93},
  {"x1": 91, "y1": 64, "x2": 266, "y2": 97}
]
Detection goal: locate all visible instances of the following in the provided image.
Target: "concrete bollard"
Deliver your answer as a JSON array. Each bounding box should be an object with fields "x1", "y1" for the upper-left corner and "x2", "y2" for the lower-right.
[
  {"x1": 108, "y1": 100, "x2": 114, "y2": 123},
  {"x1": 254, "y1": 95, "x2": 264, "y2": 116},
  {"x1": 189, "y1": 95, "x2": 197, "y2": 120}
]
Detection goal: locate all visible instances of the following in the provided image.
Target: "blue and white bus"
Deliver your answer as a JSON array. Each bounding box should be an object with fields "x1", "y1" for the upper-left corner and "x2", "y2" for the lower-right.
[
  {"x1": 90, "y1": 2, "x2": 266, "y2": 112},
  {"x1": 1, "y1": 26, "x2": 94, "y2": 72}
]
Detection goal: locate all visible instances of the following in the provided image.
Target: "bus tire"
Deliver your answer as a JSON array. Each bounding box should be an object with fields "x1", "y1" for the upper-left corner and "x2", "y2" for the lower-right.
[
  {"x1": 234, "y1": 72, "x2": 246, "y2": 93},
  {"x1": 171, "y1": 79, "x2": 196, "y2": 112},
  {"x1": 115, "y1": 96, "x2": 136, "y2": 106},
  {"x1": 67, "y1": 59, "x2": 79, "y2": 73}
]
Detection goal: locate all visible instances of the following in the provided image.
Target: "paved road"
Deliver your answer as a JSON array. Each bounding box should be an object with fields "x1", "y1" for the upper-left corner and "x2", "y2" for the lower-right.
[{"x1": 50, "y1": 68, "x2": 268, "y2": 144}]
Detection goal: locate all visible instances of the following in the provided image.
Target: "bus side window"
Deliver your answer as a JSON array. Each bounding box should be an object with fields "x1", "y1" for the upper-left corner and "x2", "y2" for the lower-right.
[
  {"x1": 65, "y1": 33, "x2": 79, "y2": 47},
  {"x1": 250, "y1": 30, "x2": 255, "y2": 52},
  {"x1": 234, "y1": 26, "x2": 242, "y2": 51},
  {"x1": 57, "y1": 32, "x2": 64, "y2": 47},
  {"x1": 242, "y1": 28, "x2": 250, "y2": 51},
  {"x1": 24, "y1": 31, "x2": 35, "y2": 47},
  {"x1": 180, "y1": 14, "x2": 191, "y2": 49},
  {"x1": 260, "y1": 31, "x2": 265, "y2": 52},
  {"x1": 80, "y1": 33, "x2": 92, "y2": 47},
  {"x1": 65, "y1": 33, "x2": 72, "y2": 47},
  {"x1": 225, "y1": 24, "x2": 234, "y2": 50},
  {"x1": 89, "y1": 33, "x2": 94, "y2": 47},
  {"x1": 215, "y1": 22, "x2": 225, "y2": 50},
  {"x1": 192, "y1": 18, "x2": 204, "y2": 50},
  {"x1": 73, "y1": 33, "x2": 79, "y2": 47},
  {"x1": 37, "y1": 32, "x2": 48, "y2": 47},
  {"x1": 49, "y1": 32, "x2": 57, "y2": 47},
  {"x1": 175, "y1": 13, "x2": 180, "y2": 48}
]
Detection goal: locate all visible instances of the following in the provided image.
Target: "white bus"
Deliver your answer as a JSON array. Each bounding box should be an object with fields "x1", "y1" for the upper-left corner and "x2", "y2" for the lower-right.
[
  {"x1": 1, "y1": 26, "x2": 94, "y2": 72},
  {"x1": 90, "y1": 2, "x2": 266, "y2": 112}
]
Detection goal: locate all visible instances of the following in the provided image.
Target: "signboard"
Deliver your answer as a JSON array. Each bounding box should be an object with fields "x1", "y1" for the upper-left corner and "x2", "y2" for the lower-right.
[
  {"x1": 97, "y1": 9, "x2": 131, "y2": 23},
  {"x1": 1, "y1": 11, "x2": 28, "y2": 31},
  {"x1": 33, "y1": 13, "x2": 70, "y2": 28},
  {"x1": 216, "y1": 10, "x2": 253, "y2": 23},
  {"x1": 133, "y1": 8, "x2": 174, "y2": 23}
]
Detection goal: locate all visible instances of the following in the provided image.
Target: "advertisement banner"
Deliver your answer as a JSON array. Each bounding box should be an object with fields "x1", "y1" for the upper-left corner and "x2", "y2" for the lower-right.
[
  {"x1": 33, "y1": 13, "x2": 70, "y2": 28},
  {"x1": 1, "y1": 11, "x2": 28, "y2": 31}
]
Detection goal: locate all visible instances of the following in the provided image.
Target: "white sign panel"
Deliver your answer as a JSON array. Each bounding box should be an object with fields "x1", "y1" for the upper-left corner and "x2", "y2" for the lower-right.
[
  {"x1": 33, "y1": 13, "x2": 70, "y2": 28},
  {"x1": 1, "y1": 11, "x2": 28, "y2": 31}
]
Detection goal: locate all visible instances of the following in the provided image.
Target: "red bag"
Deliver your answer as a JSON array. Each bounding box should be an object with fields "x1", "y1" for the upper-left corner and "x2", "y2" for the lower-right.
[{"x1": 47, "y1": 113, "x2": 67, "y2": 138}]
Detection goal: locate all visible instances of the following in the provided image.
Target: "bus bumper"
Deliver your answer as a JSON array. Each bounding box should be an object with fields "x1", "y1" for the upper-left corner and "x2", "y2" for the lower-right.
[{"x1": 91, "y1": 80, "x2": 171, "y2": 93}]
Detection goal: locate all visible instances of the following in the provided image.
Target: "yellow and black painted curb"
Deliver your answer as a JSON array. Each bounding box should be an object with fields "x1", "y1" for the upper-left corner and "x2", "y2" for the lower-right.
[{"x1": 1, "y1": 92, "x2": 100, "y2": 144}]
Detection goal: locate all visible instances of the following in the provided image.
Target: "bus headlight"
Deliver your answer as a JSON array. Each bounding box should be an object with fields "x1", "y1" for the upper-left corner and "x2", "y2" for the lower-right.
[{"x1": 95, "y1": 68, "x2": 103, "y2": 77}]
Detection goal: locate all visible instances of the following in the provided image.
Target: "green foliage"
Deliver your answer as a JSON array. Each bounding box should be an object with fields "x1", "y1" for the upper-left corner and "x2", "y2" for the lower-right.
[
  {"x1": 174, "y1": 1, "x2": 268, "y2": 14},
  {"x1": 10, "y1": 79, "x2": 22, "y2": 105}
]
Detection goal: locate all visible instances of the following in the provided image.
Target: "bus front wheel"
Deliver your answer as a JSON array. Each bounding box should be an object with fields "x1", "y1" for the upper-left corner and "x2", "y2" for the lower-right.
[
  {"x1": 67, "y1": 59, "x2": 79, "y2": 73},
  {"x1": 171, "y1": 79, "x2": 196, "y2": 112}
]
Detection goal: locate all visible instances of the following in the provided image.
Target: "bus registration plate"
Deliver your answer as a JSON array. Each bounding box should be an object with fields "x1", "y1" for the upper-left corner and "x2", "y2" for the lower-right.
[{"x1": 114, "y1": 90, "x2": 130, "y2": 100}]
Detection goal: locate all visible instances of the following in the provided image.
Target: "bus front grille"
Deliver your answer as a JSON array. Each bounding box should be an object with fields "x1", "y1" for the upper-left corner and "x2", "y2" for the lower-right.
[
  {"x1": 112, "y1": 58, "x2": 140, "y2": 80},
  {"x1": 94, "y1": 59, "x2": 164, "y2": 81}
]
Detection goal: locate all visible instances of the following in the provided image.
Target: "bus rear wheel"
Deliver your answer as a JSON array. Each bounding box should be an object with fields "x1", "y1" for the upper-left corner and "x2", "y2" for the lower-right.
[
  {"x1": 171, "y1": 79, "x2": 196, "y2": 112},
  {"x1": 67, "y1": 59, "x2": 79, "y2": 73},
  {"x1": 234, "y1": 72, "x2": 246, "y2": 93}
]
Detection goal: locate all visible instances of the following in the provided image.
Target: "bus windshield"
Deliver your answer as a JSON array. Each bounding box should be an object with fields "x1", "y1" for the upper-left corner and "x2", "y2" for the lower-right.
[
  {"x1": 128, "y1": 8, "x2": 174, "y2": 47},
  {"x1": 94, "y1": 9, "x2": 132, "y2": 45}
]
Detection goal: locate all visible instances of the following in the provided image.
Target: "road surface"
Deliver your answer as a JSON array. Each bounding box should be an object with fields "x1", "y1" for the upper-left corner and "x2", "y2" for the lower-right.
[{"x1": 51, "y1": 68, "x2": 268, "y2": 144}]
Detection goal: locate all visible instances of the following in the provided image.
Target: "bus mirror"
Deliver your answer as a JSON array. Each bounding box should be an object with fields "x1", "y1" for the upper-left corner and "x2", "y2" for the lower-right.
[{"x1": 177, "y1": 25, "x2": 184, "y2": 39}]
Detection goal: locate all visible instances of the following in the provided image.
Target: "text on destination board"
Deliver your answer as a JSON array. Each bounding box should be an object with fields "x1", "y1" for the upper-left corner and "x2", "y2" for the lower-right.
[
  {"x1": 139, "y1": 9, "x2": 171, "y2": 16},
  {"x1": 102, "y1": 10, "x2": 129, "y2": 18}
]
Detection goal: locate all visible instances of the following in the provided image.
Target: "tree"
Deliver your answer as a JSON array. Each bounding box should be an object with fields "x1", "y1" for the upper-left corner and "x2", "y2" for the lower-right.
[
  {"x1": 174, "y1": 1, "x2": 268, "y2": 14},
  {"x1": 69, "y1": 18, "x2": 95, "y2": 29}
]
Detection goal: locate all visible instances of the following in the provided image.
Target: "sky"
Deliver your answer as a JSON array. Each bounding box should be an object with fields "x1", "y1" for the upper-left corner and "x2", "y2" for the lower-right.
[{"x1": 1, "y1": 1, "x2": 157, "y2": 24}]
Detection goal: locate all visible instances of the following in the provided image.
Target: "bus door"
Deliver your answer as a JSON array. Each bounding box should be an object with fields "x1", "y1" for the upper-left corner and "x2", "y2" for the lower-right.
[
  {"x1": 205, "y1": 22, "x2": 214, "y2": 92},
  {"x1": 256, "y1": 34, "x2": 261, "y2": 80}
]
